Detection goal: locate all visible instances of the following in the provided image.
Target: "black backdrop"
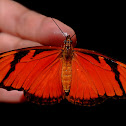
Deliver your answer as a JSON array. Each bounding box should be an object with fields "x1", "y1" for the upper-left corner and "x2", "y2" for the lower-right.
[{"x1": 0, "y1": 0, "x2": 126, "y2": 114}]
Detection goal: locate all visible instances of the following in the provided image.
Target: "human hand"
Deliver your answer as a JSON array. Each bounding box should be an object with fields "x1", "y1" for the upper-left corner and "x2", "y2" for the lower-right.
[{"x1": 0, "y1": 0, "x2": 76, "y2": 103}]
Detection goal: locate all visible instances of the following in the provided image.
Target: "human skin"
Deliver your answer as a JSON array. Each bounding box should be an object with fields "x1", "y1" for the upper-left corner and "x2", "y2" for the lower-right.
[{"x1": 0, "y1": 0, "x2": 76, "y2": 103}]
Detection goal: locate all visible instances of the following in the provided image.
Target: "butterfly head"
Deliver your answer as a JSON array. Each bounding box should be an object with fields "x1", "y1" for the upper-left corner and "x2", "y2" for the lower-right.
[{"x1": 64, "y1": 35, "x2": 73, "y2": 50}]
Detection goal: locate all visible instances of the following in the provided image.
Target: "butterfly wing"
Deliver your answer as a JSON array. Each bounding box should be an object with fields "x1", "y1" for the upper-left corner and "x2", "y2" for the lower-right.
[
  {"x1": 68, "y1": 48, "x2": 126, "y2": 106},
  {"x1": 0, "y1": 46, "x2": 63, "y2": 104}
]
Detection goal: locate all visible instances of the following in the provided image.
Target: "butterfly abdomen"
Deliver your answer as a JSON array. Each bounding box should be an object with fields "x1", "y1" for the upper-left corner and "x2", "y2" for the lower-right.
[{"x1": 62, "y1": 60, "x2": 72, "y2": 93}]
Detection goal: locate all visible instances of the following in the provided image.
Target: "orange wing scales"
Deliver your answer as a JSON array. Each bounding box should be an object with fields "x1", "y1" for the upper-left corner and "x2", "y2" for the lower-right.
[
  {"x1": 68, "y1": 51, "x2": 125, "y2": 105},
  {"x1": 104, "y1": 58, "x2": 126, "y2": 94},
  {"x1": 25, "y1": 58, "x2": 63, "y2": 104},
  {"x1": 0, "y1": 50, "x2": 29, "y2": 85},
  {"x1": 0, "y1": 47, "x2": 63, "y2": 104}
]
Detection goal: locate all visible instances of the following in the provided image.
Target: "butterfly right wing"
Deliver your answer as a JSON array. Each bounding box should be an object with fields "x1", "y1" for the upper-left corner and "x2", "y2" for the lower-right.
[
  {"x1": 68, "y1": 48, "x2": 126, "y2": 106},
  {"x1": 0, "y1": 46, "x2": 63, "y2": 104}
]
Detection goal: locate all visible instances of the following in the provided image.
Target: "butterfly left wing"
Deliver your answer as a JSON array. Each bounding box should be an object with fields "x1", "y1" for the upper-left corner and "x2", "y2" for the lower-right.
[
  {"x1": 0, "y1": 46, "x2": 63, "y2": 104},
  {"x1": 67, "y1": 48, "x2": 126, "y2": 106}
]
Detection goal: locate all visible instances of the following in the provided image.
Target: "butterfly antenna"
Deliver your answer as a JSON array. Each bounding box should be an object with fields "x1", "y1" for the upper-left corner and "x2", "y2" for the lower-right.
[
  {"x1": 51, "y1": 18, "x2": 67, "y2": 38},
  {"x1": 70, "y1": 33, "x2": 76, "y2": 39}
]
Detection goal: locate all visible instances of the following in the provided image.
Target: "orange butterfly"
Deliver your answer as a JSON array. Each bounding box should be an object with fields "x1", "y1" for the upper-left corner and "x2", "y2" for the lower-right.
[
  {"x1": 0, "y1": 34, "x2": 126, "y2": 106},
  {"x1": 0, "y1": 19, "x2": 126, "y2": 106}
]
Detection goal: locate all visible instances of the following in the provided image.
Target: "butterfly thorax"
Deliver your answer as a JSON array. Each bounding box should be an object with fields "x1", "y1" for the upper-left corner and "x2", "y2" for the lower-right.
[{"x1": 61, "y1": 35, "x2": 73, "y2": 94}]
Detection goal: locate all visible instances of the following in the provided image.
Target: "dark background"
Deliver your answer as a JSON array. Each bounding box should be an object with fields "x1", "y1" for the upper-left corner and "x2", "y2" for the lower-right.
[{"x1": 0, "y1": 0, "x2": 126, "y2": 114}]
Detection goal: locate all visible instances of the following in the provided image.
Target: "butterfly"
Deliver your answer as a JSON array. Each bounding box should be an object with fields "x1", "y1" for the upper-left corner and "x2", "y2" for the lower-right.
[{"x1": 0, "y1": 33, "x2": 126, "y2": 106}]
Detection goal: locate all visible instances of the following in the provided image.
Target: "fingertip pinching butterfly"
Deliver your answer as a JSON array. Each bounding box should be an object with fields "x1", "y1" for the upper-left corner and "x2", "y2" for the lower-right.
[{"x1": 0, "y1": 18, "x2": 126, "y2": 106}]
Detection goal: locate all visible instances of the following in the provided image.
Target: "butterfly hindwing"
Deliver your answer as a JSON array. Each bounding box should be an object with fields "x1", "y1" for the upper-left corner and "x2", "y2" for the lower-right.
[
  {"x1": 68, "y1": 48, "x2": 126, "y2": 105},
  {"x1": 0, "y1": 46, "x2": 63, "y2": 104}
]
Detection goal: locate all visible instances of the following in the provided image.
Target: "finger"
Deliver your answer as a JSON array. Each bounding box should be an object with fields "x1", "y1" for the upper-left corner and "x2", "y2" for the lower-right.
[
  {"x1": 0, "y1": 88, "x2": 26, "y2": 103},
  {"x1": 0, "y1": 0, "x2": 77, "y2": 47},
  {"x1": 0, "y1": 33, "x2": 42, "y2": 53}
]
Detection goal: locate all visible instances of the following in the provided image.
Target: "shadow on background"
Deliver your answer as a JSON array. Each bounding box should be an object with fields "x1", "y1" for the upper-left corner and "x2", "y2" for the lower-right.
[{"x1": 1, "y1": 98, "x2": 126, "y2": 114}]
